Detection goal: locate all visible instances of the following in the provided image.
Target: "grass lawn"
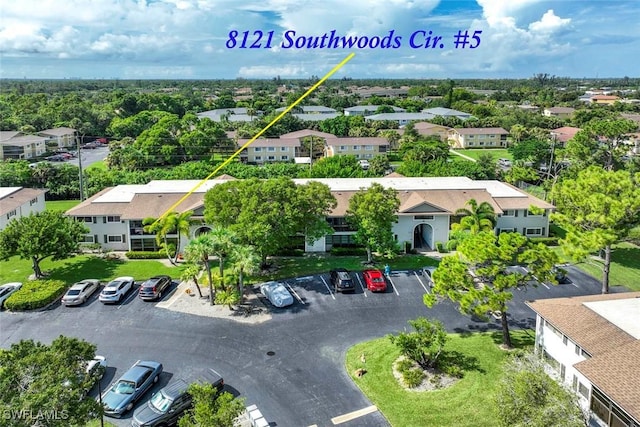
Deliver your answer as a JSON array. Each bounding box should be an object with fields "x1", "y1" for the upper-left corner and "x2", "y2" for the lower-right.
[
  {"x1": 346, "y1": 330, "x2": 535, "y2": 427},
  {"x1": 86, "y1": 160, "x2": 106, "y2": 171},
  {"x1": 0, "y1": 255, "x2": 182, "y2": 284},
  {"x1": 555, "y1": 242, "x2": 640, "y2": 291},
  {"x1": 86, "y1": 419, "x2": 116, "y2": 427},
  {"x1": 455, "y1": 148, "x2": 512, "y2": 161},
  {"x1": 45, "y1": 200, "x2": 81, "y2": 211},
  {"x1": 258, "y1": 254, "x2": 438, "y2": 282}
]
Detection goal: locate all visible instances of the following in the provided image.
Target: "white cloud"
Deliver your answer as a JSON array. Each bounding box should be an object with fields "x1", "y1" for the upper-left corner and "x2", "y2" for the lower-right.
[{"x1": 529, "y1": 9, "x2": 571, "y2": 33}]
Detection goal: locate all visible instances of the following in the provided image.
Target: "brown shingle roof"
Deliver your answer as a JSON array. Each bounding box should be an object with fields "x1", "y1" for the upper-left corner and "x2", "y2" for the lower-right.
[
  {"x1": 237, "y1": 138, "x2": 300, "y2": 148},
  {"x1": 574, "y1": 340, "x2": 640, "y2": 423},
  {"x1": 325, "y1": 137, "x2": 389, "y2": 146},
  {"x1": 66, "y1": 188, "x2": 127, "y2": 216},
  {"x1": 38, "y1": 127, "x2": 76, "y2": 137},
  {"x1": 0, "y1": 188, "x2": 47, "y2": 215},
  {"x1": 527, "y1": 292, "x2": 640, "y2": 424},
  {"x1": 279, "y1": 129, "x2": 336, "y2": 139},
  {"x1": 120, "y1": 193, "x2": 203, "y2": 220}
]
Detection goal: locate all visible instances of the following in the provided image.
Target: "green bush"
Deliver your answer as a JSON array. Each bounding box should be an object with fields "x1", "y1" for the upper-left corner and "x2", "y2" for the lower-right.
[
  {"x1": 125, "y1": 251, "x2": 167, "y2": 259},
  {"x1": 330, "y1": 246, "x2": 367, "y2": 256},
  {"x1": 403, "y1": 368, "x2": 425, "y2": 388},
  {"x1": 445, "y1": 239, "x2": 458, "y2": 252},
  {"x1": 528, "y1": 237, "x2": 559, "y2": 246},
  {"x1": 4, "y1": 280, "x2": 67, "y2": 310},
  {"x1": 440, "y1": 364, "x2": 464, "y2": 378},
  {"x1": 436, "y1": 242, "x2": 448, "y2": 253},
  {"x1": 396, "y1": 358, "x2": 414, "y2": 373},
  {"x1": 276, "y1": 248, "x2": 305, "y2": 257}
]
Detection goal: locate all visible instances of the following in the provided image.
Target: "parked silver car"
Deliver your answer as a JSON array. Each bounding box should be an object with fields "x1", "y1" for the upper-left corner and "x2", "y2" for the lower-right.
[
  {"x1": 260, "y1": 281, "x2": 294, "y2": 307},
  {"x1": 101, "y1": 360, "x2": 163, "y2": 417},
  {"x1": 99, "y1": 276, "x2": 135, "y2": 304},
  {"x1": 62, "y1": 280, "x2": 101, "y2": 306}
]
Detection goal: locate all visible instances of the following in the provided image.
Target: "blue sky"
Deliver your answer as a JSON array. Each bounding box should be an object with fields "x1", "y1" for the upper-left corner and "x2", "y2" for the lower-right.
[{"x1": 1, "y1": 0, "x2": 638, "y2": 80}]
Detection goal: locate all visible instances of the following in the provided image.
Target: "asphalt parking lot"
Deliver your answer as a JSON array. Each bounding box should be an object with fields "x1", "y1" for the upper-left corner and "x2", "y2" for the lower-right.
[{"x1": 0, "y1": 265, "x2": 622, "y2": 427}]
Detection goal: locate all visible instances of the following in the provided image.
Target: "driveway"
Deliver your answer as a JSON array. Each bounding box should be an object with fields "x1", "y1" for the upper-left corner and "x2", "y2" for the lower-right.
[{"x1": 0, "y1": 266, "x2": 615, "y2": 427}]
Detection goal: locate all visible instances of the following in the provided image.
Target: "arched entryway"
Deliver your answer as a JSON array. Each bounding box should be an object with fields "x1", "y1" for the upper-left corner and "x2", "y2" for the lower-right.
[
  {"x1": 413, "y1": 223, "x2": 433, "y2": 250},
  {"x1": 194, "y1": 226, "x2": 211, "y2": 237}
]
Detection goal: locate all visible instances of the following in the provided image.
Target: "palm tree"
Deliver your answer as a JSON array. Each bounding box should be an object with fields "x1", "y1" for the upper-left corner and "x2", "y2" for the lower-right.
[
  {"x1": 179, "y1": 262, "x2": 204, "y2": 298},
  {"x1": 143, "y1": 211, "x2": 194, "y2": 264},
  {"x1": 171, "y1": 211, "x2": 194, "y2": 263},
  {"x1": 230, "y1": 244, "x2": 260, "y2": 303},
  {"x1": 183, "y1": 234, "x2": 216, "y2": 305},
  {"x1": 208, "y1": 226, "x2": 237, "y2": 284},
  {"x1": 453, "y1": 199, "x2": 497, "y2": 235}
]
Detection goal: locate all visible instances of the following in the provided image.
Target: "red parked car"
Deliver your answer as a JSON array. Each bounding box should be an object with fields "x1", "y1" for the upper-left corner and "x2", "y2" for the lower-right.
[{"x1": 363, "y1": 269, "x2": 386, "y2": 292}]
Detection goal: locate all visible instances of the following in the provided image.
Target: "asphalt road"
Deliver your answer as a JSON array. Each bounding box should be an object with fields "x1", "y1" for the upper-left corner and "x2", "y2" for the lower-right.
[
  {"x1": 0, "y1": 266, "x2": 619, "y2": 427},
  {"x1": 67, "y1": 145, "x2": 109, "y2": 168}
]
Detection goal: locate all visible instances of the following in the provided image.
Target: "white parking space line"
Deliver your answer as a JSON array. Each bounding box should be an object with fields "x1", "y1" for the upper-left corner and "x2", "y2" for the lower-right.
[
  {"x1": 320, "y1": 276, "x2": 336, "y2": 300},
  {"x1": 117, "y1": 288, "x2": 138, "y2": 309},
  {"x1": 386, "y1": 275, "x2": 400, "y2": 296},
  {"x1": 331, "y1": 405, "x2": 378, "y2": 425},
  {"x1": 285, "y1": 282, "x2": 306, "y2": 305},
  {"x1": 413, "y1": 271, "x2": 429, "y2": 293},
  {"x1": 571, "y1": 281, "x2": 579, "y2": 288},
  {"x1": 355, "y1": 274, "x2": 367, "y2": 297}
]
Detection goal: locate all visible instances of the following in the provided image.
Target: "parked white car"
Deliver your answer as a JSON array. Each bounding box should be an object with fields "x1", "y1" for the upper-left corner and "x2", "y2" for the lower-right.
[
  {"x1": 99, "y1": 276, "x2": 135, "y2": 304},
  {"x1": 61, "y1": 280, "x2": 101, "y2": 306},
  {"x1": 0, "y1": 282, "x2": 22, "y2": 309},
  {"x1": 260, "y1": 281, "x2": 294, "y2": 308}
]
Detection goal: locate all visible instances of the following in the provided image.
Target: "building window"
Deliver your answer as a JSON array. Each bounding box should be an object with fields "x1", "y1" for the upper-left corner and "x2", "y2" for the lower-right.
[
  {"x1": 29, "y1": 197, "x2": 38, "y2": 206},
  {"x1": 575, "y1": 345, "x2": 581, "y2": 356},
  {"x1": 267, "y1": 147, "x2": 275, "y2": 152},
  {"x1": 78, "y1": 216, "x2": 93, "y2": 223},
  {"x1": 106, "y1": 216, "x2": 121, "y2": 223},
  {"x1": 468, "y1": 135, "x2": 475, "y2": 138},
  {"x1": 254, "y1": 147, "x2": 262, "y2": 152},
  {"x1": 560, "y1": 364, "x2": 566, "y2": 381},
  {"x1": 499, "y1": 228, "x2": 515, "y2": 234},
  {"x1": 364, "y1": 145, "x2": 374, "y2": 150},
  {"x1": 527, "y1": 209, "x2": 543, "y2": 217},
  {"x1": 339, "y1": 145, "x2": 347, "y2": 151},
  {"x1": 81, "y1": 235, "x2": 95, "y2": 243},
  {"x1": 281, "y1": 155, "x2": 289, "y2": 160},
  {"x1": 563, "y1": 335, "x2": 568, "y2": 345},
  {"x1": 352, "y1": 145, "x2": 360, "y2": 150},
  {"x1": 267, "y1": 156, "x2": 275, "y2": 160},
  {"x1": 502, "y1": 210, "x2": 515, "y2": 217},
  {"x1": 281, "y1": 147, "x2": 288, "y2": 151},
  {"x1": 578, "y1": 382, "x2": 589, "y2": 399},
  {"x1": 107, "y1": 235, "x2": 122, "y2": 243},
  {"x1": 468, "y1": 142, "x2": 474, "y2": 146},
  {"x1": 255, "y1": 156, "x2": 262, "y2": 161},
  {"x1": 526, "y1": 228, "x2": 543, "y2": 236},
  {"x1": 414, "y1": 215, "x2": 434, "y2": 220},
  {"x1": 479, "y1": 141, "x2": 485, "y2": 146},
  {"x1": 6, "y1": 210, "x2": 16, "y2": 219}
]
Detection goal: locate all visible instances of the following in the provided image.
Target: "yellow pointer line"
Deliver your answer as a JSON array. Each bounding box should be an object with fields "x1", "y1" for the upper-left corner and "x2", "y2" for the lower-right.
[{"x1": 156, "y1": 52, "x2": 356, "y2": 222}]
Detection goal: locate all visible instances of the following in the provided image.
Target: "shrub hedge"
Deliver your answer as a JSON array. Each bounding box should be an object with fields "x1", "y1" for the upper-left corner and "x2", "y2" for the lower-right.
[
  {"x1": 529, "y1": 237, "x2": 559, "y2": 246},
  {"x1": 125, "y1": 251, "x2": 168, "y2": 259},
  {"x1": 4, "y1": 280, "x2": 67, "y2": 311}
]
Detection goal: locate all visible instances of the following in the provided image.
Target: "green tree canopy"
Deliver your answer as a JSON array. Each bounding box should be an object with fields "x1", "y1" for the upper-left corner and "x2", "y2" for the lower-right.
[
  {"x1": 495, "y1": 351, "x2": 587, "y2": 427},
  {"x1": 345, "y1": 182, "x2": 400, "y2": 262},
  {"x1": 425, "y1": 232, "x2": 558, "y2": 348},
  {"x1": 0, "y1": 211, "x2": 88, "y2": 278},
  {"x1": 551, "y1": 166, "x2": 640, "y2": 293},
  {"x1": 203, "y1": 178, "x2": 336, "y2": 262},
  {"x1": 177, "y1": 384, "x2": 245, "y2": 427},
  {"x1": 0, "y1": 336, "x2": 102, "y2": 427}
]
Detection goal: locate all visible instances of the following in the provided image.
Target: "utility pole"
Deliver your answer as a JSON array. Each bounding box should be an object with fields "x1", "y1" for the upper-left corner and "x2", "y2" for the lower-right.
[{"x1": 77, "y1": 132, "x2": 84, "y2": 201}]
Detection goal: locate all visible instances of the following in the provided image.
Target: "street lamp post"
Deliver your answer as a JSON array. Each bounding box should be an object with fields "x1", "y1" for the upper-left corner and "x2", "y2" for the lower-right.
[{"x1": 77, "y1": 133, "x2": 84, "y2": 201}]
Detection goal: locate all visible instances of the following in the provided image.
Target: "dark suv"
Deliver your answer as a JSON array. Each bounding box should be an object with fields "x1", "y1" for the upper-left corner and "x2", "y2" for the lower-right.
[
  {"x1": 138, "y1": 275, "x2": 172, "y2": 301},
  {"x1": 131, "y1": 369, "x2": 224, "y2": 427},
  {"x1": 330, "y1": 268, "x2": 355, "y2": 293}
]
